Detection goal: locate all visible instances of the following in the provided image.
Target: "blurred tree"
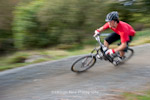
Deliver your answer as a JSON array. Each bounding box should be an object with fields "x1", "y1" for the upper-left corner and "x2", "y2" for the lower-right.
[
  {"x1": 0, "y1": 0, "x2": 20, "y2": 54},
  {"x1": 37, "y1": 0, "x2": 109, "y2": 44},
  {"x1": 0, "y1": 0, "x2": 33, "y2": 54},
  {"x1": 140, "y1": 0, "x2": 150, "y2": 14},
  {"x1": 13, "y1": 0, "x2": 47, "y2": 49},
  {"x1": 12, "y1": 0, "x2": 150, "y2": 50},
  {"x1": 13, "y1": 0, "x2": 109, "y2": 49},
  {"x1": 107, "y1": 1, "x2": 134, "y2": 23}
]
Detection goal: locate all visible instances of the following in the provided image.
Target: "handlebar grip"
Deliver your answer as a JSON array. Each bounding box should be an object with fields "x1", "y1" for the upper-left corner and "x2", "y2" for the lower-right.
[{"x1": 93, "y1": 33, "x2": 100, "y2": 38}]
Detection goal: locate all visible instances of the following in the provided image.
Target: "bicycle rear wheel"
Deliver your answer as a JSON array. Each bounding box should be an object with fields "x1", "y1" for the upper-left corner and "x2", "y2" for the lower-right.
[
  {"x1": 124, "y1": 48, "x2": 134, "y2": 61},
  {"x1": 71, "y1": 55, "x2": 96, "y2": 73}
]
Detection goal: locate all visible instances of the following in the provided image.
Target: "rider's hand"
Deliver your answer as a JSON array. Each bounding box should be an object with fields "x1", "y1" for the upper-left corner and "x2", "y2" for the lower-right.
[
  {"x1": 93, "y1": 29, "x2": 100, "y2": 37},
  {"x1": 105, "y1": 49, "x2": 116, "y2": 56}
]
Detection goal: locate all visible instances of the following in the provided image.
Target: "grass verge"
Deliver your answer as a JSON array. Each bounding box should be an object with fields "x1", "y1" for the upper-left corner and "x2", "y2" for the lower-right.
[
  {"x1": 0, "y1": 46, "x2": 92, "y2": 71},
  {"x1": 122, "y1": 90, "x2": 150, "y2": 100}
]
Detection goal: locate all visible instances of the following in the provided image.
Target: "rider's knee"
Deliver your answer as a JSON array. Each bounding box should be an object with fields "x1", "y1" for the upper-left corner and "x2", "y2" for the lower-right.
[{"x1": 104, "y1": 40, "x2": 109, "y2": 47}]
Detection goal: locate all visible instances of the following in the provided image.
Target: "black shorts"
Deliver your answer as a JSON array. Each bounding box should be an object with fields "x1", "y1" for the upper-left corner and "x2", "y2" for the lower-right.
[{"x1": 105, "y1": 32, "x2": 133, "y2": 51}]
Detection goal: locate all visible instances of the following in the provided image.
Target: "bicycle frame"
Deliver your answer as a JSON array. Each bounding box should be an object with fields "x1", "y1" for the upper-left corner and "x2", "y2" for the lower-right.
[
  {"x1": 71, "y1": 34, "x2": 134, "y2": 72},
  {"x1": 91, "y1": 34, "x2": 114, "y2": 63}
]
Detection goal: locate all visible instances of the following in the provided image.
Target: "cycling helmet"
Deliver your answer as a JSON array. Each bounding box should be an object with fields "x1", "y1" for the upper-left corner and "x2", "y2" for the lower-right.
[{"x1": 105, "y1": 11, "x2": 119, "y2": 22}]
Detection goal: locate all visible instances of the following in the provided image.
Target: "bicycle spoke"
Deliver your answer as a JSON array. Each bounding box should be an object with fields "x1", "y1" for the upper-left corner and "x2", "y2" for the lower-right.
[{"x1": 71, "y1": 55, "x2": 96, "y2": 72}]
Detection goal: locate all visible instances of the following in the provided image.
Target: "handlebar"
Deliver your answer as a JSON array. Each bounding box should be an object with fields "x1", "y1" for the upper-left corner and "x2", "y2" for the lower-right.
[
  {"x1": 93, "y1": 33, "x2": 101, "y2": 42},
  {"x1": 93, "y1": 33, "x2": 104, "y2": 47}
]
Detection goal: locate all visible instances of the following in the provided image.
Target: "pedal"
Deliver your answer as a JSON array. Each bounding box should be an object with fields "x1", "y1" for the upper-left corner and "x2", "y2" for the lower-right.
[
  {"x1": 96, "y1": 55, "x2": 101, "y2": 59},
  {"x1": 113, "y1": 60, "x2": 120, "y2": 66},
  {"x1": 96, "y1": 53, "x2": 103, "y2": 59}
]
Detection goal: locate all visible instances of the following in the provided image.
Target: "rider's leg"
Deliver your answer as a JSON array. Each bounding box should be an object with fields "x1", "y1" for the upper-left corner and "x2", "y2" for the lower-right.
[
  {"x1": 104, "y1": 40, "x2": 109, "y2": 48},
  {"x1": 104, "y1": 32, "x2": 120, "y2": 49},
  {"x1": 119, "y1": 51, "x2": 125, "y2": 57},
  {"x1": 119, "y1": 36, "x2": 133, "y2": 57}
]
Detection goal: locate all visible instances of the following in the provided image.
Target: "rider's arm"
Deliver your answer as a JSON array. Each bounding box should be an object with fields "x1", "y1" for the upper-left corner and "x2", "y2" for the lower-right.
[
  {"x1": 94, "y1": 26, "x2": 105, "y2": 37},
  {"x1": 96, "y1": 22, "x2": 109, "y2": 33},
  {"x1": 97, "y1": 22, "x2": 109, "y2": 32},
  {"x1": 97, "y1": 26, "x2": 105, "y2": 33},
  {"x1": 114, "y1": 42, "x2": 127, "y2": 52}
]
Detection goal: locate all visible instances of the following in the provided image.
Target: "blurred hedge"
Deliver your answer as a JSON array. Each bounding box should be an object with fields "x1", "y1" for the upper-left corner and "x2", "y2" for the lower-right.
[
  {"x1": 13, "y1": 0, "x2": 109, "y2": 50},
  {"x1": 0, "y1": 29, "x2": 14, "y2": 54},
  {"x1": 12, "y1": 0, "x2": 150, "y2": 50}
]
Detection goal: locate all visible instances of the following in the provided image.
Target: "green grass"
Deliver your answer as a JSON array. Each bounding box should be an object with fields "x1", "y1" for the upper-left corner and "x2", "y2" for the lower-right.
[
  {"x1": 123, "y1": 90, "x2": 150, "y2": 100},
  {"x1": 131, "y1": 29, "x2": 150, "y2": 46},
  {"x1": 0, "y1": 29, "x2": 150, "y2": 71},
  {"x1": 0, "y1": 47, "x2": 92, "y2": 71}
]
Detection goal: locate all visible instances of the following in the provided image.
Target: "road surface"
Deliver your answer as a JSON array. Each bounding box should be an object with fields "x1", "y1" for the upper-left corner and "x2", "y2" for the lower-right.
[{"x1": 0, "y1": 44, "x2": 150, "y2": 100}]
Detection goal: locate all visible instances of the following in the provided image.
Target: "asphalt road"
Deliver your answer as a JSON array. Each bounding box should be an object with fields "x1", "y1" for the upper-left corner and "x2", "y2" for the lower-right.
[{"x1": 0, "y1": 44, "x2": 150, "y2": 100}]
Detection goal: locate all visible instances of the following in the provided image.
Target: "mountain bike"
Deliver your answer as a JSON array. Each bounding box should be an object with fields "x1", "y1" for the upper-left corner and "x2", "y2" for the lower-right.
[{"x1": 71, "y1": 34, "x2": 134, "y2": 73}]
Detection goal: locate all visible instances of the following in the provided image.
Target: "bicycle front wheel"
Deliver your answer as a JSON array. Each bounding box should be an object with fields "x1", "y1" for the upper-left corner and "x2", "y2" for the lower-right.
[{"x1": 71, "y1": 55, "x2": 96, "y2": 73}]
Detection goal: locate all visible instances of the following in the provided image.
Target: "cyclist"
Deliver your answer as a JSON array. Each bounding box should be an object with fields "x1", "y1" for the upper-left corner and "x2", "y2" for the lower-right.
[{"x1": 94, "y1": 11, "x2": 136, "y2": 60}]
